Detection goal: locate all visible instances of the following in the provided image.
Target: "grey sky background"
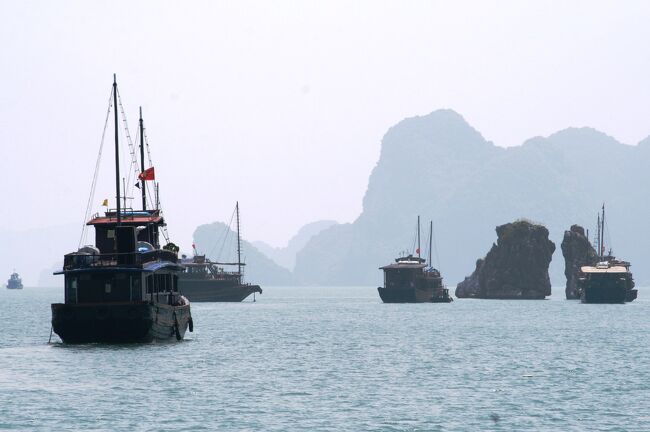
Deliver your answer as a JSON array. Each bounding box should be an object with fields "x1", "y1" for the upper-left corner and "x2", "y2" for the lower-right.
[{"x1": 1, "y1": 0, "x2": 649, "y2": 252}]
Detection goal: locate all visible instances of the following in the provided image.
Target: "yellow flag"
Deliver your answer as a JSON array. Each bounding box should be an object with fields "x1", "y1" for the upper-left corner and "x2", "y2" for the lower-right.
[{"x1": 102, "y1": 199, "x2": 108, "y2": 207}]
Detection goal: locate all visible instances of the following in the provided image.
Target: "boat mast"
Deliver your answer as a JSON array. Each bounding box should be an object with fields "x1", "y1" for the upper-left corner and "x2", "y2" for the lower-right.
[
  {"x1": 417, "y1": 215, "x2": 421, "y2": 259},
  {"x1": 601, "y1": 204, "x2": 605, "y2": 257},
  {"x1": 139, "y1": 107, "x2": 146, "y2": 211},
  {"x1": 113, "y1": 74, "x2": 121, "y2": 225},
  {"x1": 236, "y1": 202, "x2": 242, "y2": 278},
  {"x1": 429, "y1": 220, "x2": 433, "y2": 267},
  {"x1": 596, "y1": 213, "x2": 601, "y2": 259}
]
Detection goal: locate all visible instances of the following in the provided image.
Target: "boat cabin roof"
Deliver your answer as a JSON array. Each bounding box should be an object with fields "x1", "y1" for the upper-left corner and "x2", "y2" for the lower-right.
[
  {"x1": 380, "y1": 263, "x2": 426, "y2": 270},
  {"x1": 87, "y1": 210, "x2": 163, "y2": 226},
  {"x1": 580, "y1": 265, "x2": 629, "y2": 274}
]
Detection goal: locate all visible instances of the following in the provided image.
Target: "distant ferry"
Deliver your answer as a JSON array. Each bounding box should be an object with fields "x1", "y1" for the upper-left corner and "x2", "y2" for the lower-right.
[
  {"x1": 578, "y1": 205, "x2": 637, "y2": 304},
  {"x1": 179, "y1": 202, "x2": 262, "y2": 302},
  {"x1": 377, "y1": 217, "x2": 453, "y2": 303},
  {"x1": 51, "y1": 76, "x2": 193, "y2": 343},
  {"x1": 6, "y1": 271, "x2": 22, "y2": 289}
]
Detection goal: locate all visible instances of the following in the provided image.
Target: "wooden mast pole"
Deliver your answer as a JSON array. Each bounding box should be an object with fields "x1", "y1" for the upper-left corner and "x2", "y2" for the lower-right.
[
  {"x1": 429, "y1": 220, "x2": 433, "y2": 267},
  {"x1": 139, "y1": 107, "x2": 147, "y2": 211},
  {"x1": 601, "y1": 204, "x2": 606, "y2": 257},
  {"x1": 113, "y1": 74, "x2": 121, "y2": 225},
  {"x1": 597, "y1": 213, "x2": 601, "y2": 259},
  {"x1": 236, "y1": 202, "x2": 242, "y2": 280},
  {"x1": 417, "y1": 215, "x2": 421, "y2": 259}
]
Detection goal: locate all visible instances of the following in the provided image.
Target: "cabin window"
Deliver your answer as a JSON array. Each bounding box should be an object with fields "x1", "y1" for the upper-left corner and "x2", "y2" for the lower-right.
[
  {"x1": 76, "y1": 272, "x2": 132, "y2": 303},
  {"x1": 131, "y1": 277, "x2": 142, "y2": 301},
  {"x1": 146, "y1": 275, "x2": 154, "y2": 294},
  {"x1": 66, "y1": 277, "x2": 78, "y2": 304}
]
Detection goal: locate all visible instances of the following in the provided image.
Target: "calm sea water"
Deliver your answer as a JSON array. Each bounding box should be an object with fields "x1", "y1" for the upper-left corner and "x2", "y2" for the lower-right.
[{"x1": 0, "y1": 286, "x2": 648, "y2": 431}]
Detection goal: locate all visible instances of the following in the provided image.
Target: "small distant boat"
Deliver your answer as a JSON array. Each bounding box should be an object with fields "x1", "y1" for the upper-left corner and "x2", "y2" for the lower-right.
[
  {"x1": 51, "y1": 76, "x2": 193, "y2": 343},
  {"x1": 178, "y1": 202, "x2": 262, "y2": 302},
  {"x1": 579, "y1": 205, "x2": 637, "y2": 304},
  {"x1": 6, "y1": 271, "x2": 23, "y2": 289},
  {"x1": 377, "y1": 217, "x2": 453, "y2": 303}
]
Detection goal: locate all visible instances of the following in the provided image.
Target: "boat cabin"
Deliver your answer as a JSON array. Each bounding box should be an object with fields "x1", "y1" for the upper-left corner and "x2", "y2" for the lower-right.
[
  {"x1": 58, "y1": 209, "x2": 183, "y2": 305},
  {"x1": 87, "y1": 209, "x2": 164, "y2": 252}
]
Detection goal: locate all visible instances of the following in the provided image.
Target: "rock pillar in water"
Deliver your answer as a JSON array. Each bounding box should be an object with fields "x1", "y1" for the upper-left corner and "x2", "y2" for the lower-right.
[
  {"x1": 455, "y1": 220, "x2": 556, "y2": 299},
  {"x1": 560, "y1": 224, "x2": 599, "y2": 300}
]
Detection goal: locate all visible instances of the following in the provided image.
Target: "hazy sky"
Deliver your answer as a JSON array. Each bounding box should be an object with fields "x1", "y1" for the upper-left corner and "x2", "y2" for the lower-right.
[{"x1": 1, "y1": 0, "x2": 650, "y2": 251}]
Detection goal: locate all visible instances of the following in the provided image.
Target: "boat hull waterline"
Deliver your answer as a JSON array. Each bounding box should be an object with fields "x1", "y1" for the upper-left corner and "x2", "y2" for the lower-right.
[{"x1": 52, "y1": 302, "x2": 191, "y2": 343}]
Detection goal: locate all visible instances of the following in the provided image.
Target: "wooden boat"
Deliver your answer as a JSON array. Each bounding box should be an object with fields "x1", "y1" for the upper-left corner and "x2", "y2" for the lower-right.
[
  {"x1": 6, "y1": 271, "x2": 23, "y2": 289},
  {"x1": 179, "y1": 203, "x2": 262, "y2": 302},
  {"x1": 579, "y1": 205, "x2": 636, "y2": 304},
  {"x1": 51, "y1": 75, "x2": 193, "y2": 343},
  {"x1": 377, "y1": 217, "x2": 453, "y2": 303}
]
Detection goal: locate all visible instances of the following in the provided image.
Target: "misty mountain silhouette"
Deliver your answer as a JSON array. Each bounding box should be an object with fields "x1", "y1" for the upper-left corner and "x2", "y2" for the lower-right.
[
  {"x1": 293, "y1": 109, "x2": 650, "y2": 287},
  {"x1": 253, "y1": 220, "x2": 338, "y2": 271}
]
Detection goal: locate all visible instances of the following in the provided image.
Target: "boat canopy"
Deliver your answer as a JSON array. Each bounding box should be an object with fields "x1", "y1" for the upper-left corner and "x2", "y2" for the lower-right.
[{"x1": 580, "y1": 265, "x2": 629, "y2": 274}]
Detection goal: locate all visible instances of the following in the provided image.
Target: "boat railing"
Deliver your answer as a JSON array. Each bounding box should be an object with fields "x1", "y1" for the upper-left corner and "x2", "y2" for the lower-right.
[
  {"x1": 64, "y1": 249, "x2": 178, "y2": 269},
  {"x1": 90, "y1": 208, "x2": 156, "y2": 222}
]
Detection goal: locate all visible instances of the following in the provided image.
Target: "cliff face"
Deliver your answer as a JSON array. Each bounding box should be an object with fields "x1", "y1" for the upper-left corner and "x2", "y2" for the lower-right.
[
  {"x1": 561, "y1": 224, "x2": 599, "y2": 299},
  {"x1": 292, "y1": 109, "x2": 650, "y2": 286},
  {"x1": 455, "y1": 220, "x2": 556, "y2": 299}
]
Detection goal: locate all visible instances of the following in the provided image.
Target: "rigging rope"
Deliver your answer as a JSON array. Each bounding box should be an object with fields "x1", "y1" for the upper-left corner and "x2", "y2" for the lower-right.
[
  {"x1": 410, "y1": 220, "x2": 418, "y2": 256},
  {"x1": 208, "y1": 206, "x2": 237, "y2": 260},
  {"x1": 431, "y1": 220, "x2": 442, "y2": 272},
  {"x1": 116, "y1": 89, "x2": 140, "y2": 208},
  {"x1": 78, "y1": 89, "x2": 113, "y2": 248}
]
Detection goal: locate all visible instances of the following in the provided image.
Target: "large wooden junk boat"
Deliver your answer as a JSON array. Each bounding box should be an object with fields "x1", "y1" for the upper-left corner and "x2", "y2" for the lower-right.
[
  {"x1": 377, "y1": 217, "x2": 452, "y2": 303},
  {"x1": 6, "y1": 271, "x2": 23, "y2": 289},
  {"x1": 51, "y1": 76, "x2": 193, "y2": 343},
  {"x1": 178, "y1": 202, "x2": 262, "y2": 302},
  {"x1": 579, "y1": 205, "x2": 637, "y2": 304}
]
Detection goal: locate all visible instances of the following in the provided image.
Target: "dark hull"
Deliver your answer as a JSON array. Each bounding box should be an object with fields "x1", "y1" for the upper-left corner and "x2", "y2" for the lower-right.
[
  {"x1": 6, "y1": 283, "x2": 23, "y2": 289},
  {"x1": 51, "y1": 302, "x2": 191, "y2": 343},
  {"x1": 581, "y1": 286, "x2": 627, "y2": 304},
  {"x1": 377, "y1": 287, "x2": 453, "y2": 303},
  {"x1": 179, "y1": 279, "x2": 262, "y2": 302},
  {"x1": 626, "y1": 289, "x2": 638, "y2": 302}
]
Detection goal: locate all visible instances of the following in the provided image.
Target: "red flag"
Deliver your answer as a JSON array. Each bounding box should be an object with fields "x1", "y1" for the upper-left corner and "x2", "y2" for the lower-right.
[{"x1": 138, "y1": 167, "x2": 155, "y2": 181}]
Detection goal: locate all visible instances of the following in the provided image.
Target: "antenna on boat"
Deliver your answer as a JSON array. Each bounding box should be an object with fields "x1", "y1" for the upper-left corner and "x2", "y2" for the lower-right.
[
  {"x1": 113, "y1": 74, "x2": 121, "y2": 225},
  {"x1": 417, "y1": 215, "x2": 421, "y2": 259},
  {"x1": 428, "y1": 220, "x2": 433, "y2": 267},
  {"x1": 236, "y1": 201, "x2": 242, "y2": 280},
  {"x1": 139, "y1": 107, "x2": 147, "y2": 211}
]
